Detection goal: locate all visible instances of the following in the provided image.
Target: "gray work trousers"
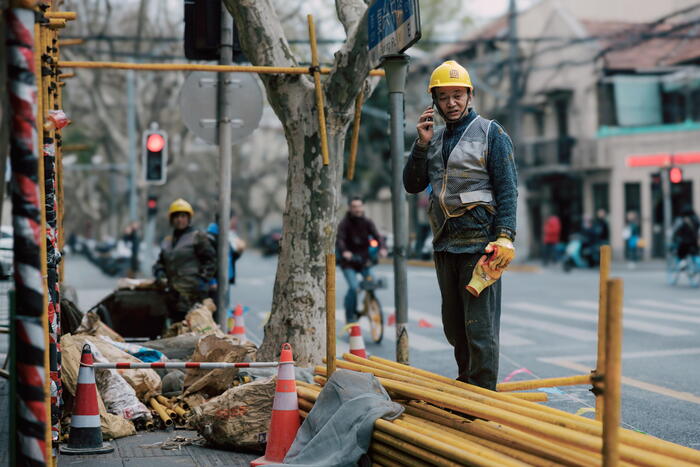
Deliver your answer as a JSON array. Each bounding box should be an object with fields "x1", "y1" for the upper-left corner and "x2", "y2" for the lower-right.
[{"x1": 434, "y1": 251, "x2": 501, "y2": 390}]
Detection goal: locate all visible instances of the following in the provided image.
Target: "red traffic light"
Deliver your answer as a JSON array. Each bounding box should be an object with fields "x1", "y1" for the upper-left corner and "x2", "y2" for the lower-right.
[
  {"x1": 146, "y1": 133, "x2": 165, "y2": 152},
  {"x1": 147, "y1": 199, "x2": 157, "y2": 209},
  {"x1": 669, "y1": 167, "x2": 683, "y2": 184}
]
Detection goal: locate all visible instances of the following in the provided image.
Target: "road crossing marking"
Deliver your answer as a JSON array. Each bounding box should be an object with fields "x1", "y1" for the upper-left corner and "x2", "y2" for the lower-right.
[
  {"x1": 541, "y1": 359, "x2": 700, "y2": 406},
  {"x1": 499, "y1": 331, "x2": 535, "y2": 346},
  {"x1": 681, "y1": 299, "x2": 700, "y2": 306},
  {"x1": 502, "y1": 315, "x2": 598, "y2": 341},
  {"x1": 566, "y1": 300, "x2": 700, "y2": 325},
  {"x1": 633, "y1": 299, "x2": 700, "y2": 314},
  {"x1": 540, "y1": 347, "x2": 700, "y2": 363},
  {"x1": 509, "y1": 302, "x2": 691, "y2": 336}
]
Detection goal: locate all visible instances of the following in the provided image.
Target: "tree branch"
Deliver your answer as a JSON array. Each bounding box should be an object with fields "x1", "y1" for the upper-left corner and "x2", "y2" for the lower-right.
[
  {"x1": 223, "y1": 0, "x2": 306, "y2": 118},
  {"x1": 335, "y1": 0, "x2": 367, "y2": 36},
  {"x1": 325, "y1": 6, "x2": 376, "y2": 114}
]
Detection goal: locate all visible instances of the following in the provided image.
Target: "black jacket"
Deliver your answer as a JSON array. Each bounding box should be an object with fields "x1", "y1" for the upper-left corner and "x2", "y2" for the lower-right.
[{"x1": 336, "y1": 213, "x2": 384, "y2": 270}]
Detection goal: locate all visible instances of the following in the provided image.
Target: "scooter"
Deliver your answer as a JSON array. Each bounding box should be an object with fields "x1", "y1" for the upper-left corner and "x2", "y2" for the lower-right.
[{"x1": 562, "y1": 234, "x2": 597, "y2": 272}]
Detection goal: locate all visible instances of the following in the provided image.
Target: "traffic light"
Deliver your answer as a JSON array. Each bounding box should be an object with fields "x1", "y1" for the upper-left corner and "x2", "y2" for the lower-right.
[
  {"x1": 184, "y1": 0, "x2": 247, "y2": 62},
  {"x1": 669, "y1": 167, "x2": 683, "y2": 184},
  {"x1": 147, "y1": 195, "x2": 158, "y2": 218},
  {"x1": 142, "y1": 126, "x2": 167, "y2": 185}
]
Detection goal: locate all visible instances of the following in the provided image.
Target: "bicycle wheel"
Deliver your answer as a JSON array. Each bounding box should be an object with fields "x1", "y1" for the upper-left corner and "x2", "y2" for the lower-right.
[{"x1": 366, "y1": 292, "x2": 383, "y2": 344}]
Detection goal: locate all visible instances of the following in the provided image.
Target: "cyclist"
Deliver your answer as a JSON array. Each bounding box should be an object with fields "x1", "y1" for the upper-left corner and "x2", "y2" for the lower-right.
[{"x1": 336, "y1": 197, "x2": 387, "y2": 325}]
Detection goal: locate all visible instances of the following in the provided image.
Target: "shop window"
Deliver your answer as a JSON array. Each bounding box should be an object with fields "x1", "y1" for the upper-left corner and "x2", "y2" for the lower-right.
[{"x1": 593, "y1": 183, "x2": 609, "y2": 213}]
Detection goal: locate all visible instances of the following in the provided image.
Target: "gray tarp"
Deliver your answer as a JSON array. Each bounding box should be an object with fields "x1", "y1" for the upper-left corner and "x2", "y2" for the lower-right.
[{"x1": 271, "y1": 369, "x2": 404, "y2": 467}]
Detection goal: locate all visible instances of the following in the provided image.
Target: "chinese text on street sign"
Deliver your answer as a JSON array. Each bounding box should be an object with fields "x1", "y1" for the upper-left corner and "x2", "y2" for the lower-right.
[{"x1": 368, "y1": 0, "x2": 421, "y2": 69}]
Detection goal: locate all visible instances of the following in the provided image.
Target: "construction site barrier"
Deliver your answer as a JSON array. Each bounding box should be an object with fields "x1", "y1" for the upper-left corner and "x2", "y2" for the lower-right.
[{"x1": 90, "y1": 361, "x2": 280, "y2": 369}]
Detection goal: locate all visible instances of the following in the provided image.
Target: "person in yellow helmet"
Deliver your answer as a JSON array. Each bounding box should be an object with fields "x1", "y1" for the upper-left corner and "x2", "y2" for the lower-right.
[
  {"x1": 153, "y1": 198, "x2": 216, "y2": 320},
  {"x1": 403, "y1": 60, "x2": 518, "y2": 390}
]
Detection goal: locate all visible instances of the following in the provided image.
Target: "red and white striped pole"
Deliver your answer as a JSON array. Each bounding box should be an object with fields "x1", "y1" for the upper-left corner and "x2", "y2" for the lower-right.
[{"x1": 91, "y1": 361, "x2": 279, "y2": 369}]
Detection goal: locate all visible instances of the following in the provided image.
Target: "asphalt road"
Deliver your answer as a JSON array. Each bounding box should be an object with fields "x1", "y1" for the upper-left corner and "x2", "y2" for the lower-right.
[{"x1": 64, "y1": 251, "x2": 700, "y2": 449}]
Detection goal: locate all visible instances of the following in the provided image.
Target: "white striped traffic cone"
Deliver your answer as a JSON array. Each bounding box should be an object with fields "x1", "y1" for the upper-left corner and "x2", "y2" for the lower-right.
[
  {"x1": 60, "y1": 344, "x2": 114, "y2": 455},
  {"x1": 348, "y1": 323, "x2": 367, "y2": 358},
  {"x1": 251, "y1": 343, "x2": 300, "y2": 466},
  {"x1": 229, "y1": 304, "x2": 246, "y2": 340}
]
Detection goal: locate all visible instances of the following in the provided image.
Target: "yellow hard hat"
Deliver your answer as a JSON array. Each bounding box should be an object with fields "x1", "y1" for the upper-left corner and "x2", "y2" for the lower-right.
[
  {"x1": 428, "y1": 60, "x2": 473, "y2": 93},
  {"x1": 168, "y1": 198, "x2": 194, "y2": 217}
]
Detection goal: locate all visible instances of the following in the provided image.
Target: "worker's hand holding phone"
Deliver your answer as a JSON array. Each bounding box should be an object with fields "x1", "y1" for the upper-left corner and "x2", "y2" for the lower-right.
[{"x1": 416, "y1": 105, "x2": 435, "y2": 146}]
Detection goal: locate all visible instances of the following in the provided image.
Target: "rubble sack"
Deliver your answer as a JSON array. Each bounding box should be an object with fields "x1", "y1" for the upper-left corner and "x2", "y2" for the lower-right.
[{"x1": 189, "y1": 376, "x2": 276, "y2": 452}]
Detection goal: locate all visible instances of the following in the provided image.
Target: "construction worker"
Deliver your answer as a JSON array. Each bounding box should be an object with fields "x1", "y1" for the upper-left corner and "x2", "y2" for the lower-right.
[
  {"x1": 153, "y1": 198, "x2": 216, "y2": 321},
  {"x1": 403, "y1": 60, "x2": 518, "y2": 390}
]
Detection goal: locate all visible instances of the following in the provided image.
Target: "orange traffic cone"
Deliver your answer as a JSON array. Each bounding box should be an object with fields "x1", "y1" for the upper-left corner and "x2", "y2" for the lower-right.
[
  {"x1": 251, "y1": 343, "x2": 300, "y2": 466},
  {"x1": 60, "y1": 344, "x2": 114, "y2": 455},
  {"x1": 348, "y1": 323, "x2": 367, "y2": 358},
  {"x1": 229, "y1": 304, "x2": 246, "y2": 340}
]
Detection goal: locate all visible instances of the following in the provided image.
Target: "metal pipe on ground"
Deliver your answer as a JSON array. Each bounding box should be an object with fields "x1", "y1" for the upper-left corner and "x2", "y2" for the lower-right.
[
  {"x1": 367, "y1": 356, "x2": 700, "y2": 465},
  {"x1": 497, "y1": 374, "x2": 591, "y2": 392},
  {"x1": 149, "y1": 398, "x2": 173, "y2": 427},
  {"x1": 370, "y1": 443, "x2": 431, "y2": 467}
]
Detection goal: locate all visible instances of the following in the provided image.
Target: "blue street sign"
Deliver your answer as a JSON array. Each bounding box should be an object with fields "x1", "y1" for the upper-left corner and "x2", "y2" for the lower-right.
[{"x1": 368, "y1": 0, "x2": 421, "y2": 68}]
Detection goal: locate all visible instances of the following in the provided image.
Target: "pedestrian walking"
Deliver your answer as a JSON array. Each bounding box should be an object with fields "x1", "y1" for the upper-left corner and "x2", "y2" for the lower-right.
[
  {"x1": 623, "y1": 211, "x2": 641, "y2": 268},
  {"x1": 403, "y1": 60, "x2": 518, "y2": 390},
  {"x1": 542, "y1": 214, "x2": 561, "y2": 266}
]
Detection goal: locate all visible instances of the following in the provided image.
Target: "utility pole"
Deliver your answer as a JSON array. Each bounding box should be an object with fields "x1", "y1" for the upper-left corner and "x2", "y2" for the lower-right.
[
  {"x1": 383, "y1": 54, "x2": 410, "y2": 364},
  {"x1": 127, "y1": 70, "x2": 138, "y2": 223},
  {"x1": 216, "y1": 4, "x2": 234, "y2": 330},
  {"x1": 508, "y1": 0, "x2": 521, "y2": 146},
  {"x1": 661, "y1": 165, "x2": 673, "y2": 261}
]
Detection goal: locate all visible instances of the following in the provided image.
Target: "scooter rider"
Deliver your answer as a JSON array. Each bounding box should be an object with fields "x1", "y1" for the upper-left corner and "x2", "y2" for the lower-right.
[
  {"x1": 153, "y1": 198, "x2": 216, "y2": 321},
  {"x1": 403, "y1": 60, "x2": 518, "y2": 390}
]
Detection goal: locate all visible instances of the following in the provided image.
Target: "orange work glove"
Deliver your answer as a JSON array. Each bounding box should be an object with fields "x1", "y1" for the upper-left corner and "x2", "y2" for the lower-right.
[
  {"x1": 466, "y1": 253, "x2": 504, "y2": 297},
  {"x1": 485, "y1": 236, "x2": 515, "y2": 270}
]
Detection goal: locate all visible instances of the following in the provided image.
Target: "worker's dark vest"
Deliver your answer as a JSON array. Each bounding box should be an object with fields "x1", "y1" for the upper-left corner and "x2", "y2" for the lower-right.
[
  {"x1": 426, "y1": 115, "x2": 495, "y2": 238},
  {"x1": 160, "y1": 229, "x2": 201, "y2": 294}
]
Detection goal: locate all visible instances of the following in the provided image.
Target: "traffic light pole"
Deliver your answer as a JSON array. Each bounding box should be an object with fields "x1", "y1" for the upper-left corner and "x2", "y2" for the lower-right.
[
  {"x1": 661, "y1": 167, "x2": 673, "y2": 262},
  {"x1": 216, "y1": 5, "x2": 233, "y2": 330},
  {"x1": 127, "y1": 69, "x2": 138, "y2": 223}
]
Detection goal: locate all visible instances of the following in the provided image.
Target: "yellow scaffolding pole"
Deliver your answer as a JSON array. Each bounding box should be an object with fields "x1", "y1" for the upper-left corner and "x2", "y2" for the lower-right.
[
  {"x1": 58, "y1": 60, "x2": 386, "y2": 76},
  {"x1": 307, "y1": 15, "x2": 330, "y2": 166}
]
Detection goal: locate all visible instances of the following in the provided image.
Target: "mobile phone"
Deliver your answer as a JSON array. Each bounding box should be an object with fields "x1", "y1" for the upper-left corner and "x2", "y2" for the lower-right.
[{"x1": 426, "y1": 104, "x2": 434, "y2": 122}]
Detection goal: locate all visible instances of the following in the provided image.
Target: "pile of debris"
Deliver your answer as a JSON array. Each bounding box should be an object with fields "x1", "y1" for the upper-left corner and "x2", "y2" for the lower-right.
[{"x1": 60, "y1": 294, "x2": 267, "y2": 450}]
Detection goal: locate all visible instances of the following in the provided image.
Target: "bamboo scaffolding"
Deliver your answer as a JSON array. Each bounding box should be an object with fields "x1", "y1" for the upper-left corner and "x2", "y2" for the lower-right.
[
  {"x1": 404, "y1": 402, "x2": 598, "y2": 467},
  {"x1": 596, "y1": 245, "x2": 612, "y2": 421},
  {"x1": 497, "y1": 374, "x2": 591, "y2": 392},
  {"x1": 603, "y1": 278, "x2": 623, "y2": 467},
  {"x1": 505, "y1": 392, "x2": 549, "y2": 402},
  {"x1": 370, "y1": 442, "x2": 432, "y2": 467},
  {"x1": 57, "y1": 39, "x2": 83, "y2": 46},
  {"x1": 58, "y1": 60, "x2": 386, "y2": 76},
  {"x1": 307, "y1": 15, "x2": 330, "y2": 166},
  {"x1": 45, "y1": 11, "x2": 77, "y2": 20},
  {"x1": 325, "y1": 254, "x2": 336, "y2": 377},
  {"x1": 366, "y1": 356, "x2": 700, "y2": 465},
  {"x1": 347, "y1": 90, "x2": 364, "y2": 180}
]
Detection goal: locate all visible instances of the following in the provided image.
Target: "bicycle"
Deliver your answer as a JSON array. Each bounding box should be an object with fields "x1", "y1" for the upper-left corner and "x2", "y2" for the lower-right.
[
  {"x1": 357, "y1": 273, "x2": 386, "y2": 343},
  {"x1": 666, "y1": 252, "x2": 700, "y2": 288}
]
